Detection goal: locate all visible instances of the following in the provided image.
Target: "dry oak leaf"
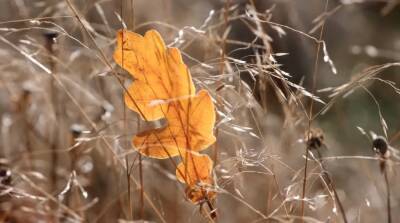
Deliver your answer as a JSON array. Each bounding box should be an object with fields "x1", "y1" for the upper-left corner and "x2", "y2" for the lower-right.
[
  {"x1": 133, "y1": 89, "x2": 216, "y2": 159},
  {"x1": 114, "y1": 29, "x2": 195, "y2": 121},
  {"x1": 176, "y1": 153, "x2": 213, "y2": 186},
  {"x1": 176, "y1": 153, "x2": 216, "y2": 203}
]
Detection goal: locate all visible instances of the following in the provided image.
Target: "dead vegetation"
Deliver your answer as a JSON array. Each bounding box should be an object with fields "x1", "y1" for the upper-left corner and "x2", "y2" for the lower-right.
[{"x1": 0, "y1": 0, "x2": 399, "y2": 222}]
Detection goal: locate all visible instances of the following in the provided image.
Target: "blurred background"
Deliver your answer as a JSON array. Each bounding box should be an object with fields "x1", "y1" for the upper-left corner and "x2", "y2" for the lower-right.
[{"x1": 0, "y1": 0, "x2": 399, "y2": 222}]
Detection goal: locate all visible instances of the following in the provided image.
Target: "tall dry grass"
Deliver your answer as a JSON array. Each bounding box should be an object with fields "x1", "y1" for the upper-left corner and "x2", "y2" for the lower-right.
[{"x1": 0, "y1": 0, "x2": 399, "y2": 222}]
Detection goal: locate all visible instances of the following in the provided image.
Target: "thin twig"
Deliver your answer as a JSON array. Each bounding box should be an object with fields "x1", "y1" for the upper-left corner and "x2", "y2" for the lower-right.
[
  {"x1": 301, "y1": 1, "x2": 329, "y2": 221},
  {"x1": 384, "y1": 165, "x2": 392, "y2": 223}
]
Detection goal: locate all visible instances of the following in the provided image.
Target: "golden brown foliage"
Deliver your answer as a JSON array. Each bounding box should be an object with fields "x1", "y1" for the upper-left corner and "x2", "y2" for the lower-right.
[{"x1": 114, "y1": 29, "x2": 216, "y2": 203}]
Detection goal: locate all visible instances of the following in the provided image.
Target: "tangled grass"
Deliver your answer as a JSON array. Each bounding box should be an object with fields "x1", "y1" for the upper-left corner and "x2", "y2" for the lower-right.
[{"x1": 0, "y1": 0, "x2": 399, "y2": 222}]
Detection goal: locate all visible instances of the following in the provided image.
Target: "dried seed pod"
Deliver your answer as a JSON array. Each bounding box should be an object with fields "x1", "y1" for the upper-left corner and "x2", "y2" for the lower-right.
[
  {"x1": 70, "y1": 124, "x2": 85, "y2": 138},
  {"x1": 305, "y1": 128, "x2": 324, "y2": 150},
  {"x1": 101, "y1": 102, "x2": 114, "y2": 121},
  {"x1": 0, "y1": 168, "x2": 11, "y2": 186},
  {"x1": 0, "y1": 161, "x2": 11, "y2": 186},
  {"x1": 372, "y1": 136, "x2": 388, "y2": 156},
  {"x1": 43, "y1": 30, "x2": 59, "y2": 42},
  {"x1": 371, "y1": 135, "x2": 390, "y2": 173}
]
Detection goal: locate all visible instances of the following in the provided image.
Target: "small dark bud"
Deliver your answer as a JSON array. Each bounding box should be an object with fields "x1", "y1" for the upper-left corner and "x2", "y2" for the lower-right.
[
  {"x1": 70, "y1": 124, "x2": 85, "y2": 138},
  {"x1": 305, "y1": 128, "x2": 324, "y2": 150},
  {"x1": 0, "y1": 168, "x2": 11, "y2": 186},
  {"x1": 0, "y1": 169, "x2": 7, "y2": 177},
  {"x1": 101, "y1": 102, "x2": 114, "y2": 120},
  {"x1": 43, "y1": 31, "x2": 59, "y2": 42},
  {"x1": 372, "y1": 136, "x2": 388, "y2": 156}
]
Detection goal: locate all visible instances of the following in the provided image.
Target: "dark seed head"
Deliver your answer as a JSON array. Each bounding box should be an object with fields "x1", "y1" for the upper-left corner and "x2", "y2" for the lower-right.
[
  {"x1": 305, "y1": 128, "x2": 324, "y2": 150},
  {"x1": 70, "y1": 124, "x2": 84, "y2": 138},
  {"x1": 0, "y1": 167, "x2": 11, "y2": 185},
  {"x1": 372, "y1": 136, "x2": 388, "y2": 156},
  {"x1": 0, "y1": 169, "x2": 7, "y2": 177},
  {"x1": 43, "y1": 31, "x2": 58, "y2": 41}
]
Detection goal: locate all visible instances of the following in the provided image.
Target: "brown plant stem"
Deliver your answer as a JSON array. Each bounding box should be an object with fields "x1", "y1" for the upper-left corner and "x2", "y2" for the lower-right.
[
  {"x1": 383, "y1": 165, "x2": 392, "y2": 223},
  {"x1": 301, "y1": 1, "x2": 329, "y2": 221},
  {"x1": 139, "y1": 154, "x2": 144, "y2": 219},
  {"x1": 314, "y1": 150, "x2": 348, "y2": 223},
  {"x1": 121, "y1": 0, "x2": 134, "y2": 219},
  {"x1": 44, "y1": 30, "x2": 60, "y2": 194}
]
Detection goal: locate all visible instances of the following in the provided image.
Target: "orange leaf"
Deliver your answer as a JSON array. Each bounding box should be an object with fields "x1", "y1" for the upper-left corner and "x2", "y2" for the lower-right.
[
  {"x1": 114, "y1": 29, "x2": 217, "y2": 204},
  {"x1": 184, "y1": 186, "x2": 216, "y2": 204},
  {"x1": 176, "y1": 153, "x2": 215, "y2": 203},
  {"x1": 176, "y1": 153, "x2": 213, "y2": 186},
  {"x1": 133, "y1": 90, "x2": 216, "y2": 159},
  {"x1": 114, "y1": 29, "x2": 195, "y2": 121}
]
